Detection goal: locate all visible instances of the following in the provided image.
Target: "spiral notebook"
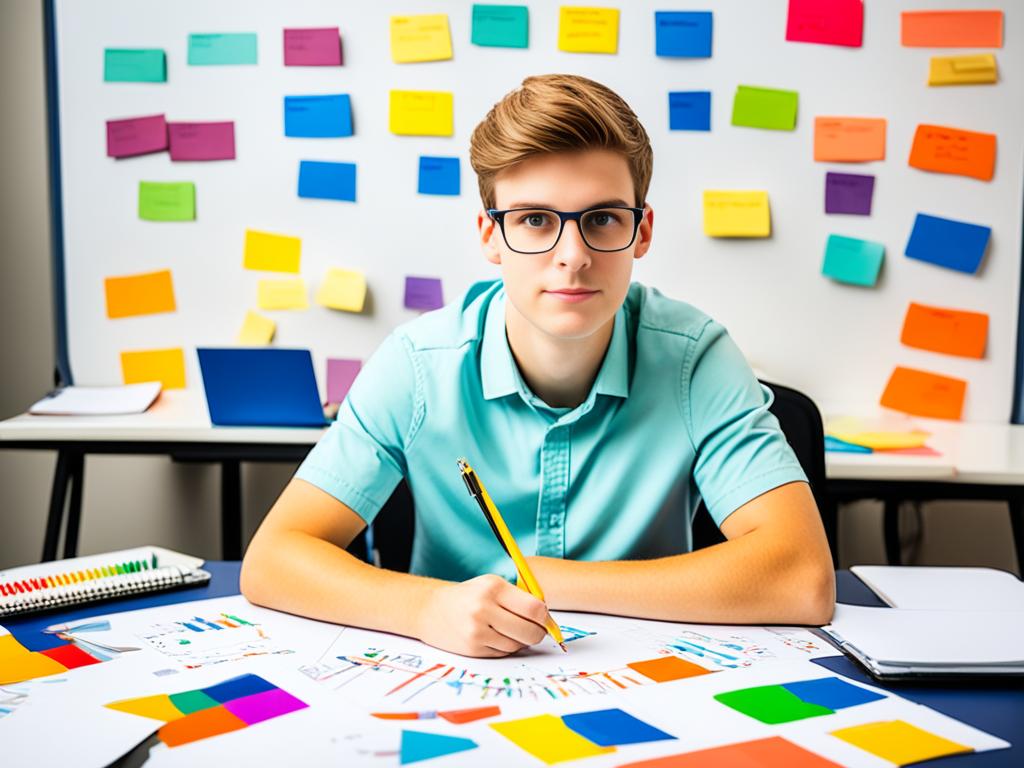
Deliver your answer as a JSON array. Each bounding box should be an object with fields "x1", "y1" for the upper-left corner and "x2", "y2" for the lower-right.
[{"x1": 0, "y1": 546, "x2": 210, "y2": 618}]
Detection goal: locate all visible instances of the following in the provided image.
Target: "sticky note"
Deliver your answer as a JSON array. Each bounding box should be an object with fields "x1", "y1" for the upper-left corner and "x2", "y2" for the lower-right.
[
  {"x1": 785, "y1": 0, "x2": 863, "y2": 47},
  {"x1": 158, "y1": 706, "x2": 247, "y2": 747},
  {"x1": 418, "y1": 157, "x2": 460, "y2": 195},
  {"x1": 929, "y1": 54, "x2": 998, "y2": 86},
  {"x1": 169, "y1": 691, "x2": 219, "y2": 716},
  {"x1": 316, "y1": 268, "x2": 366, "y2": 312},
  {"x1": 901, "y1": 11, "x2": 1003, "y2": 48},
  {"x1": 121, "y1": 348, "x2": 186, "y2": 389},
  {"x1": 813, "y1": 117, "x2": 885, "y2": 162},
  {"x1": 472, "y1": 5, "x2": 529, "y2": 48},
  {"x1": 731, "y1": 86, "x2": 798, "y2": 131},
  {"x1": 669, "y1": 92, "x2": 711, "y2": 131},
  {"x1": 284, "y1": 95, "x2": 353, "y2": 138},
  {"x1": 298, "y1": 161, "x2": 357, "y2": 202},
  {"x1": 831, "y1": 720, "x2": 972, "y2": 764},
  {"x1": 901, "y1": 303, "x2": 987, "y2": 359},
  {"x1": 703, "y1": 191, "x2": 771, "y2": 238},
  {"x1": 168, "y1": 122, "x2": 235, "y2": 161},
  {"x1": 390, "y1": 14, "x2": 453, "y2": 63},
  {"x1": 905, "y1": 213, "x2": 990, "y2": 274},
  {"x1": 558, "y1": 7, "x2": 620, "y2": 54},
  {"x1": 244, "y1": 230, "x2": 301, "y2": 273},
  {"x1": 105, "y1": 270, "x2": 176, "y2": 318},
  {"x1": 562, "y1": 708, "x2": 675, "y2": 746},
  {"x1": 491, "y1": 714, "x2": 615, "y2": 764},
  {"x1": 400, "y1": 731, "x2": 478, "y2": 764},
  {"x1": 224, "y1": 688, "x2": 307, "y2": 725},
  {"x1": 202, "y1": 674, "x2": 277, "y2": 703},
  {"x1": 825, "y1": 417, "x2": 930, "y2": 451},
  {"x1": 615, "y1": 736, "x2": 845, "y2": 768},
  {"x1": 714, "y1": 685, "x2": 833, "y2": 724},
  {"x1": 781, "y1": 678, "x2": 886, "y2": 710},
  {"x1": 257, "y1": 279, "x2": 308, "y2": 311},
  {"x1": 881, "y1": 367, "x2": 966, "y2": 421},
  {"x1": 655, "y1": 11, "x2": 712, "y2": 57},
  {"x1": 104, "y1": 49, "x2": 166, "y2": 82},
  {"x1": 138, "y1": 182, "x2": 195, "y2": 222},
  {"x1": 822, "y1": 234, "x2": 884, "y2": 287},
  {"x1": 908, "y1": 124, "x2": 996, "y2": 181},
  {"x1": 825, "y1": 436, "x2": 873, "y2": 454},
  {"x1": 283, "y1": 27, "x2": 342, "y2": 66},
  {"x1": 825, "y1": 172, "x2": 874, "y2": 215},
  {"x1": 236, "y1": 311, "x2": 276, "y2": 346},
  {"x1": 187, "y1": 33, "x2": 258, "y2": 65},
  {"x1": 107, "y1": 114, "x2": 168, "y2": 158},
  {"x1": 626, "y1": 656, "x2": 711, "y2": 682},
  {"x1": 326, "y1": 358, "x2": 362, "y2": 404},
  {"x1": 106, "y1": 694, "x2": 186, "y2": 722},
  {"x1": 405, "y1": 276, "x2": 444, "y2": 310},
  {"x1": 389, "y1": 91, "x2": 454, "y2": 136}
]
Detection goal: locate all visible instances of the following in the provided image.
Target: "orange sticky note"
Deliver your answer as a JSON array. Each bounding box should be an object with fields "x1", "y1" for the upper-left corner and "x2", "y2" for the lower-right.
[
  {"x1": 901, "y1": 303, "x2": 988, "y2": 359},
  {"x1": 626, "y1": 656, "x2": 711, "y2": 682},
  {"x1": 104, "y1": 270, "x2": 176, "y2": 319},
  {"x1": 617, "y1": 736, "x2": 843, "y2": 768},
  {"x1": 901, "y1": 10, "x2": 1003, "y2": 48},
  {"x1": 908, "y1": 124, "x2": 996, "y2": 181},
  {"x1": 121, "y1": 348, "x2": 186, "y2": 389},
  {"x1": 880, "y1": 366, "x2": 966, "y2": 421},
  {"x1": 814, "y1": 117, "x2": 886, "y2": 162}
]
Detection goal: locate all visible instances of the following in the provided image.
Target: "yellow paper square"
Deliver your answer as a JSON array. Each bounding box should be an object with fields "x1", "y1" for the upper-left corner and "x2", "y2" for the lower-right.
[
  {"x1": 389, "y1": 91, "x2": 454, "y2": 136},
  {"x1": 257, "y1": 279, "x2": 308, "y2": 310},
  {"x1": 703, "y1": 190, "x2": 771, "y2": 238},
  {"x1": 105, "y1": 694, "x2": 186, "y2": 722},
  {"x1": 120, "y1": 348, "x2": 185, "y2": 390},
  {"x1": 390, "y1": 14, "x2": 453, "y2": 63},
  {"x1": 831, "y1": 720, "x2": 973, "y2": 765},
  {"x1": 928, "y1": 54, "x2": 997, "y2": 86},
  {"x1": 491, "y1": 714, "x2": 615, "y2": 764},
  {"x1": 558, "y1": 7, "x2": 619, "y2": 54},
  {"x1": 316, "y1": 268, "x2": 367, "y2": 312},
  {"x1": 236, "y1": 310, "x2": 276, "y2": 345},
  {"x1": 244, "y1": 230, "x2": 301, "y2": 273}
]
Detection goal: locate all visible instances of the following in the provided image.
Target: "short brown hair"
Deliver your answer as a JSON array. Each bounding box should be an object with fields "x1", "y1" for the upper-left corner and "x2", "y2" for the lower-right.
[{"x1": 469, "y1": 74, "x2": 653, "y2": 209}]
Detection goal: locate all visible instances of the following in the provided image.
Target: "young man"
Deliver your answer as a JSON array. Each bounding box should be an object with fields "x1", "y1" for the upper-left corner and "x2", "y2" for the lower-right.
[{"x1": 241, "y1": 75, "x2": 835, "y2": 658}]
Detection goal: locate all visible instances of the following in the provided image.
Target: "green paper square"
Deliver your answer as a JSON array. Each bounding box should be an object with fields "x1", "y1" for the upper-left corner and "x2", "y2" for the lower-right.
[
  {"x1": 104, "y1": 49, "x2": 166, "y2": 82},
  {"x1": 472, "y1": 5, "x2": 529, "y2": 48},
  {"x1": 188, "y1": 33, "x2": 258, "y2": 65},
  {"x1": 822, "y1": 234, "x2": 885, "y2": 286},
  {"x1": 169, "y1": 690, "x2": 218, "y2": 715},
  {"x1": 731, "y1": 86, "x2": 798, "y2": 131},
  {"x1": 714, "y1": 684, "x2": 834, "y2": 724},
  {"x1": 138, "y1": 182, "x2": 196, "y2": 222}
]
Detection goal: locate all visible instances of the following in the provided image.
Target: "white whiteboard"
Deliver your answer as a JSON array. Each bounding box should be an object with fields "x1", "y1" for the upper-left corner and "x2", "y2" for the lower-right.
[{"x1": 52, "y1": 0, "x2": 1024, "y2": 421}]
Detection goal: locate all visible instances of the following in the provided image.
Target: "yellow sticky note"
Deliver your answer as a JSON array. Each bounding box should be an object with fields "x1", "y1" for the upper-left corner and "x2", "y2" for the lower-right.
[
  {"x1": 831, "y1": 720, "x2": 972, "y2": 765},
  {"x1": 120, "y1": 348, "x2": 186, "y2": 389},
  {"x1": 825, "y1": 416, "x2": 930, "y2": 451},
  {"x1": 389, "y1": 90, "x2": 454, "y2": 136},
  {"x1": 236, "y1": 310, "x2": 276, "y2": 345},
  {"x1": 0, "y1": 634, "x2": 69, "y2": 685},
  {"x1": 703, "y1": 191, "x2": 771, "y2": 238},
  {"x1": 558, "y1": 7, "x2": 620, "y2": 54},
  {"x1": 390, "y1": 14, "x2": 453, "y2": 63},
  {"x1": 491, "y1": 714, "x2": 615, "y2": 764},
  {"x1": 257, "y1": 278, "x2": 309, "y2": 310},
  {"x1": 106, "y1": 694, "x2": 185, "y2": 722},
  {"x1": 316, "y1": 268, "x2": 367, "y2": 312},
  {"x1": 244, "y1": 230, "x2": 301, "y2": 273},
  {"x1": 928, "y1": 54, "x2": 997, "y2": 86}
]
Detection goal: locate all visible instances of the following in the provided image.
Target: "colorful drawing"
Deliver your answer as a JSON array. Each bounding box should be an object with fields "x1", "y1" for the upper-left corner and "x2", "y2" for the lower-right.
[
  {"x1": 371, "y1": 705, "x2": 501, "y2": 724},
  {"x1": 136, "y1": 611, "x2": 294, "y2": 668},
  {"x1": 0, "y1": 624, "x2": 122, "y2": 685}
]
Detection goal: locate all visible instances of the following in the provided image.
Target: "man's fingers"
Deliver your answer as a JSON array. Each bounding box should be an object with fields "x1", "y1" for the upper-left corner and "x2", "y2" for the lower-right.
[
  {"x1": 487, "y1": 605, "x2": 548, "y2": 647},
  {"x1": 494, "y1": 581, "x2": 552, "y2": 628}
]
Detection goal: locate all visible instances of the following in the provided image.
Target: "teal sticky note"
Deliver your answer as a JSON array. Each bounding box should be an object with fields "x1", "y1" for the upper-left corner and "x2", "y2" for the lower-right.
[
  {"x1": 731, "y1": 85, "x2": 798, "y2": 131},
  {"x1": 104, "y1": 49, "x2": 166, "y2": 82},
  {"x1": 822, "y1": 234, "x2": 884, "y2": 286},
  {"x1": 188, "y1": 33, "x2": 258, "y2": 66},
  {"x1": 472, "y1": 5, "x2": 529, "y2": 48}
]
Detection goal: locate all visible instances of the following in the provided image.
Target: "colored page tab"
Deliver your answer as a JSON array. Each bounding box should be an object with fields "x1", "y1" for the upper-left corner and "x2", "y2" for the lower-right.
[
  {"x1": 825, "y1": 172, "x2": 874, "y2": 215},
  {"x1": 298, "y1": 161, "x2": 357, "y2": 202},
  {"x1": 326, "y1": 358, "x2": 362, "y2": 404},
  {"x1": 236, "y1": 310, "x2": 276, "y2": 345},
  {"x1": 389, "y1": 91, "x2": 454, "y2": 136},
  {"x1": 558, "y1": 7, "x2": 620, "y2": 54},
  {"x1": 905, "y1": 213, "x2": 990, "y2": 274},
  {"x1": 703, "y1": 191, "x2": 770, "y2": 237},
  {"x1": 405, "y1": 276, "x2": 444, "y2": 310},
  {"x1": 929, "y1": 54, "x2": 997, "y2": 86},
  {"x1": 881, "y1": 367, "x2": 966, "y2": 420},
  {"x1": 472, "y1": 5, "x2": 529, "y2": 48},
  {"x1": 814, "y1": 117, "x2": 885, "y2": 162},
  {"x1": 616, "y1": 736, "x2": 844, "y2": 767},
  {"x1": 491, "y1": 714, "x2": 615, "y2": 764},
  {"x1": 831, "y1": 721, "x2": 972, "y2": 764},
  {"x1": 908, "y1": 124, "x2": 995, "y2": 181},
  {"x1": 168, "y1": 122, "x2": 235, "y2": 161},
  {"x1": 105, "y1": 269, "x2": 176, "y2": 318},
  {"x1": 626, "y1": 656, "x2": 710, "y2": 682},
  {"x1": 188, "y1": 33, "x2": 258, "y2": 65},
  {"x1": 283, "y1": 27, "x2": 342, "y2": 66},
  {"x1": 655, "y1": 11, "x2": 712, "y2": 57},
  {"x1": 390, "y1": 14, "x2": 453, "y2": 62},
  {"x1": 669, "y1": 91, "x2": 711, "y2": 131},
  {"x1": 901, "y1": 10, "x2": 1003, "y2": 48},
  {"x1": 257, "y1": 279, "x2": 308, "y2": 310},
  {"x1": 244, "y1": 230, "x2": 301, "y2": 273},
  {"x1": 316, "y1": 268, "x2": 366, "y2": 312},
  {"x1": 562, "y1": 708, "x2": 675, "y2": 746},
  {"x1": 714, "y1": 685, "x2": 834, "y2": 724},
  {"x1": 138, "y1": 182, "x2": 195, "y2": 221},
  {"x1": 418, "y1": 156, "x2": 460, "y2": 195},
  {"x1": 107, "y1": 114, "x2": 167, "y2": 158},
  {"x1": 901, "y1": 302, "x2": 987, "y2": 359},
  {"x1": 782, "y1": 678, "x2": 886, "y2": 709},
  {"x1": 104, "y1": 49, "x2": 166, "y2": 82},
  {"x1": 786, "y1": 0, "x2": 863, "y2": 47},
  {"x1": 822, "y1": 234, "x2": 884, "y2": 286},
  {"x1": 121, "y1": 348, "x2": 186, "y2": 389},
  {"x1": 731, "y1": 86, "x2": 798, "y2": 131},
  {"x1": 401, "y1": 731, "x2": 478, "y2": 763},
  {"x1": 284, "y1": 94, "x2": 353, "y2": 138}
]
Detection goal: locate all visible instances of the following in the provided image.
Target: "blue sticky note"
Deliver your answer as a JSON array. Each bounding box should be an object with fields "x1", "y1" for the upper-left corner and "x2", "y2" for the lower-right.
[
  {"x1": 418, "y1": 156, "x2": 460, "y2": 195},
  {"x1": 562, "y1": 708, "x2": 676, "y2": 747},
  {"x1": 472, "y1": 5, "x2": 529, "y2": 48},
  {"x1": 822, "y1": 234, "x2": 884, "y2": 286},
  {"x1": 285, "y1": 95, "x2": 353, "y2": 138},
  {"x1": 669, "y1": 92, "x2": 711, "y2": 131},
  {"x1": 783, "y1": 678, "x2": 886, "y2": 710},
  {"x1": 905, "y1": 213, "x2": 991, "y2": 275},
  {"x1": 201, "y1": 674, "x2": 276, "y2": 703},
  {"x1": 825, "y1": 436, "x2": 872, "y2": 454},
  {"x1": 655, "y1": 11, "x2": 712, "y2": 57},
  {"x1": 400, "y1": 731, "x2": 477, "y2": 764},
  {"x1": 298, "y1": 161, "x2": 356, "y2": 202},
  {"x1": 187, "y1": 33, "x2": 258, "y2": 66}
]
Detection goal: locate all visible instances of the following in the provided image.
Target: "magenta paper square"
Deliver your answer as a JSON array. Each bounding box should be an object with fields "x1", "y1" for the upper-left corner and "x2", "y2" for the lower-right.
[
  {"x1": 223, "y1": 688, "x2": 307, "y2": 725},
  {"x1": 284, "y1": 28, "x2": 342, "y2": 66},
  {"x1": 404, "y1": 277, "x2": 444, "y2": 311},
  {"x1": 168, "y1": 121, "x2": 236, "y2": 161},
  {"x1": 327, "y1": 358, "x2": 362, "y2": 404},
  {"x1": 106, "y1": 114, "x2": 167, "y2": 158}
]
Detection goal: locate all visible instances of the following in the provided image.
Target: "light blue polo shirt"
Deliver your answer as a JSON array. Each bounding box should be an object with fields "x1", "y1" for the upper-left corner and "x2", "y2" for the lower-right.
[{"x1": 296, "y1": 279, "x2": 806, "y2": 582}]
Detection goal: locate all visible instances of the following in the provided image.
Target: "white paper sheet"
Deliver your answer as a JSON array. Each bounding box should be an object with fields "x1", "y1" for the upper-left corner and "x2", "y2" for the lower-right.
[
  {"x1": 28, "y1": 382, "x2": 161, "y2": 415},
  {"x1": 851, "y1": 565, "x2": 1024, "y2": 611}
]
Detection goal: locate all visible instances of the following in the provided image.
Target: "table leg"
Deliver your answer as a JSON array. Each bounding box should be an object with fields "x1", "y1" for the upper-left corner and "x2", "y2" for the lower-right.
[
  {"x1": 42, "y1": 450, "x2": 73, "y2": 562},
  {"x1": 883, "y1": 498, "x2": 901, "y2": 565},
  {"x1": 221, "y1": 459, "x2": 242, "y2": 560},
  {"x1": 62, "y1": 452, "x2": 85, "y2": 559}
]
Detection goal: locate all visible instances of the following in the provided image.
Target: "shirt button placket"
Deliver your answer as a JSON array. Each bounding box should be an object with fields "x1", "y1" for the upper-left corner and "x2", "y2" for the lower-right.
[{"x1": 536, "y1": 426, "x2": 569, "y2": 558}]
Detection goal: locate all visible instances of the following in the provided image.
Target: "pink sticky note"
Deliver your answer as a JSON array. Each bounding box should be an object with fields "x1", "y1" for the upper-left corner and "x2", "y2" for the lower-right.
[
  {"x1": 785, "y1": 0, "x2": 863, "y2": 47},
  {"x1": 168, "y1": 121, "x2": 236, "y2": 161},
  {"x1": 284, "y1": 27, "x2": 342, "y2": 66},
  {"x1": 327, "y1": 358, "x2": 362, "y2": 404},
  {"x1": 106, "y1": 114, "x2": 168, "y2": 158}
]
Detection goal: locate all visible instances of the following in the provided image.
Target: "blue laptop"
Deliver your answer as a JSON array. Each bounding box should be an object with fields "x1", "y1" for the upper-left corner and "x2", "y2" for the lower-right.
[{"x1": 197, "y1": 348, "x2": 327, "y2": 427}]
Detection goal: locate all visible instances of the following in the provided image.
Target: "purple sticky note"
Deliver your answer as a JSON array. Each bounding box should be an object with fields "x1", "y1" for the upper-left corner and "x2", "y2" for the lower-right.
[
  {"x1": 168, "y1": 121, "x2": 236, "y2": 161},
  {"x1": 106, "y1": 114, "x2": 168, "y2": 158},
  {"x1": 405, "y1": 277, "x2": 444, "y2": 311},
  {"x1": 284, "y1": 27, "x2": 342, "y2": 66},
  {"x1": 327, "y1": 358, "x2": 362, "y2": 404},
  {"x1": 223, "y1": 688, "x2": 308, "y2": 725},
  {"x1": 825, "y1": 172, "x2": 874, "y2": 215}
]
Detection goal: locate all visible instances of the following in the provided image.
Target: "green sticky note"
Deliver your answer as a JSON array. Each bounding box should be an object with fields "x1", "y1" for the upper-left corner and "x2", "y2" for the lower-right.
[
  {"x1": 731, "y1": 85, "x2": 798, "y2": 131},
  {"x1": 139, "y1": 182, "x2": 196, "y2": 222},
  {"x1": 169, "y1": 690, "x2": 218, "y2": 715},
  {"x1": 472, "y1": 5, "x2": 529, "y2": 48},
  {"x1": 104, "y1": 49, "x2": 166, "y2": 82},
  {"x1": 188, "y1": 33, "x2": 258, "y2": 65},
  {"x1": 714, "y1": 685, "x2": 834, "y2": 724},
  {"x1": 822, "y1": 234, "x2": 885, "y2": 286}
]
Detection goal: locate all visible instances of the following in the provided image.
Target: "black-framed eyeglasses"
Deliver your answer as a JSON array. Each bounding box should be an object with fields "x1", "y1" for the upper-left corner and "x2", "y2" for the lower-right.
[{"x1": 487, "y1": 205, "x2": 645, "y2": 255}]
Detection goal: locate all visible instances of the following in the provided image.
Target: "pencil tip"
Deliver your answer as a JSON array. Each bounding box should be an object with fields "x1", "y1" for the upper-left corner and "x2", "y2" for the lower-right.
[{"x1": 559, "y1": 643, "x2": 568, "y2": 653}]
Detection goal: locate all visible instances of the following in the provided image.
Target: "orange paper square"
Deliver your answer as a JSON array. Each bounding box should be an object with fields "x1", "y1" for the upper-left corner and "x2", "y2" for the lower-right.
[
  {"x1": 901, "y1": 10, "x2": 1003, "y2": 48},
  {"x1": 158, "y1": 705, "x2": 247, "y2": 747},
  {"x1": 617, "y1": 736, "x2": 843, "y2": 767},
  {"x1": 105, "y1": 270, "x2": 176, "y2": 318},
  {"x1": 881, "y1": 366, "x2": 966, "y2": 421},
  {"x1": 814, "y1": 117, "x2": 886, "y2": 162},
  {"x1": 908, "y1": 124, "x2": 996, "y2": 181},
  {"x1": 901, "y1": 303, "x2": 988, "y2": 359},
  {"x1": 626, "y1": 656, "x2": 711, "y2": 683},
  {"x1": 121, "y1": 348, "x2": 186, "y2": 389}
]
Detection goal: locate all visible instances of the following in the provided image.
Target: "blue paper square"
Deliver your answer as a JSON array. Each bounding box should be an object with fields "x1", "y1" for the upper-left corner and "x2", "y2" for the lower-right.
[
  {"x1": 905, "y1": 213, "x2": 991, "y2": 274},
  {"x1": 418, "y1": 156, "x2": 460, "y2": 196},
  {"x1": 201, "y1": 674, "x2": 276, "y2": 703},
  {"x1": 783, "y1": 678, "x2": 886, "y2": 710},
  {"x1": 562, "y1": 708, "x2": 675, "y2": 747},
  {"x1": 655, "y1": 11, "x2": 712, "y2": 57},
  {"x1": 298, "y1": 160, "x2": 356, "y2": 202},
  {"x1": 284, "y1": 94, "x2": 353, "y2": 138},
  {"x1": 669, "y1": 92, "x2": 711, "y2": 131}
]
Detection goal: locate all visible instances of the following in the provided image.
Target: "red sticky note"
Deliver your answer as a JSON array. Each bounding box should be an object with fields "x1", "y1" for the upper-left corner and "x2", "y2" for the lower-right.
[
  {"x1": 901, "y1": 10, "x2": 1003, "y2": 48},
  {"x1": 38, "y1": 643, "x2": 101, "y2": 670},
  {"x1": 106, "y1": 114, "x2": 167, "y2": 158},
  {"x1": 284, "y1": 27, "x2": 343, "y2": 66},
  {"x1": 326, "y1": 358, "x2": 362, "y2": 404},
  {"x1": 880, "y1": 367, "x2": 966, "y2": 421},
  {"x1": 908, "y1": 124, "x2": 996, "y2": 182},
  {"x1": 901, "y1": 303, "x2": 988, "y2": 359},
  {"x1": 168, "y1": 121, "x2": 236, "y2": 161},
  {"x1": 786, "y1": 0, "x2": 863, "y2": 47}
]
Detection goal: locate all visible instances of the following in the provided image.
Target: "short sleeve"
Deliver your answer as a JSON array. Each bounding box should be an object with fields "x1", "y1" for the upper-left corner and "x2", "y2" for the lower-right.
[
  {"x1": 685, "y1": 323, "x2": 807, "y2": 527},
  {"x1": 295, "y1": 333, "x2": 420, "y2": 524}
]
